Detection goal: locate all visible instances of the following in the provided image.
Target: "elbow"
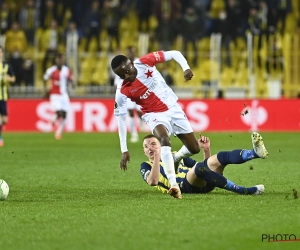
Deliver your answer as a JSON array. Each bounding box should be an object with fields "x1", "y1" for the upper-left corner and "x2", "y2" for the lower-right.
[{"x1": 147, "y1": 178, "x2": 159, "y2": 186}]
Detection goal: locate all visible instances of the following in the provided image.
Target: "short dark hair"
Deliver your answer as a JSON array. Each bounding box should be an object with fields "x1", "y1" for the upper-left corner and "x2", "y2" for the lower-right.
[
  {"x1": 55, "y1": 53, "x2": 64, "y2": 58},
  {"x1": 143, "y1": 134, "x2": 160, "y2": 142},
  {"x1": 111, "y1": 55, "x2": 127, "y2": 70}
]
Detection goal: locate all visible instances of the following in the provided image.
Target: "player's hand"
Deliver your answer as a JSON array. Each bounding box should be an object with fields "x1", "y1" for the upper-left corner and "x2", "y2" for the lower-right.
[
  {"x1": 198, "y1": 134, "x2": 210, "y2": 150},
  {"x1": 120, "y1": 151, "x2": 130, "y2": 171},
  {"x1": 146, "y1": 140, "x2": 160, "y2": 159},
  {"x1": 184, "y1": 69, "x2": 193, "y2": 81}
]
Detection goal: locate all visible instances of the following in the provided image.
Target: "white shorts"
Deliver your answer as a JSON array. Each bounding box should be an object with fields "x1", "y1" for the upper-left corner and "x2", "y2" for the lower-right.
[
  {"x1": 50, "y1": 94, "x2": 70, "y2": 112},
  {"x1": 127, "y1": 98, "x2": 141, "y2": 112},
  {"x1": 141, "y1": 103, "x2": 193, "y2": 136}
]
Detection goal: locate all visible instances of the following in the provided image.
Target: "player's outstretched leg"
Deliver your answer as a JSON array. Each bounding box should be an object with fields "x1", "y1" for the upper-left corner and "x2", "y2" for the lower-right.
[
  {"x1": 251, "y1": 132, "x2": 268, "y2": 159},
  {"x1": 194, "y1": 162, "x2": 264, "y2": 195},
  {"x1": 168, "y1": 186, "x2": 182, "y2": 199}
]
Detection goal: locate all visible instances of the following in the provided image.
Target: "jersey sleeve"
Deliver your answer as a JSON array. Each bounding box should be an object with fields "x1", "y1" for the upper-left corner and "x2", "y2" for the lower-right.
[
  {"x1": 182, "y1": 157, "x2": 197, "y2": 168},
  {"x1": 7, "y1": 64, "x2": 15, "y2": 76},
  {"x1": 67, "y1": 68, "x2": 73, "y2": 81},
  {"x1": 114, "y1": 87, "x2": 128, "y2": 116},
  {"x1": 140, "y1": 162, "x2": 152, "y2": 183},
  {"x1": 43, "y1": 67, "x2": 53, "y2": 81},
  {"x1": 139, "y1": 51, "x2": 165, "y2": 67}
]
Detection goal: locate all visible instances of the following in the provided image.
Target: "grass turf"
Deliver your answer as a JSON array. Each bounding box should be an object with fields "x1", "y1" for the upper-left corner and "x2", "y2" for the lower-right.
[{"x1": 0, "y1": 132, "x2": 299, "y2": 250}]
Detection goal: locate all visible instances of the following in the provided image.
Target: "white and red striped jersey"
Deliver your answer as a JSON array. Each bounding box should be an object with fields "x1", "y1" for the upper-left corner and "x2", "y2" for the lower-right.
[
  {"x1": 43, "y1": 65, "x2": 73, "y2": 95},
  {"x1": 114, "y1": 51, "x2": 178, "y2": 116}
]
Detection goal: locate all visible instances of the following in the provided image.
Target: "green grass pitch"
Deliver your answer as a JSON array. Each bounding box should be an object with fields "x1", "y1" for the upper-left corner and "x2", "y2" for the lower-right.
[{"x1": 0, "y1": 132, "x2": 299, "y2": 250}]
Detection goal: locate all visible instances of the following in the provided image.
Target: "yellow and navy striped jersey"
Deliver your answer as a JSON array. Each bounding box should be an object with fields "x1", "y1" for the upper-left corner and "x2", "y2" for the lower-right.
[
  {"x1": 0, "y1": 61, "x2": 15, "y2": 101},
  {"x1": 140, "y1": 158, "x2": 197, "y2": 193}
]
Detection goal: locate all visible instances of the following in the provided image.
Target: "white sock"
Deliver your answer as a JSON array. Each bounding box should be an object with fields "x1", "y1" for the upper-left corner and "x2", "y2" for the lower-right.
[
  {"x1": 174, "y1": 145, "x2": 193, "y2": 162},
  {"x1": 56, "y1": 118, "x2": 66, "y2": 135},
  {"x1": 160, "y1": 146, "x2": 178, "y2": 187},
  {"x1": 139, "y1": 118, "x2": 144, "y2": 132},
  {"x1": 128, "y1": 116, "x2": 137, "y2": 136}
]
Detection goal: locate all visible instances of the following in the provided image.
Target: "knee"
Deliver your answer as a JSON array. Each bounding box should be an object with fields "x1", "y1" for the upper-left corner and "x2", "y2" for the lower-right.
[{"x1": 159, "y1": 135, "x2": 171, "y2": 147}]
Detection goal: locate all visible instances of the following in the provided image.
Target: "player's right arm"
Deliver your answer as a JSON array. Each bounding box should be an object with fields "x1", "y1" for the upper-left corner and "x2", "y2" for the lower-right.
[
  {"x1": 114, "y1": 88, "x2": 129, "y2": 171},
  {"x1": 144, "y1": 141, "x2": 161, "y2": 185},
  {"x1": 43, "y1": 67, "x2": 53, "y2": 94}
]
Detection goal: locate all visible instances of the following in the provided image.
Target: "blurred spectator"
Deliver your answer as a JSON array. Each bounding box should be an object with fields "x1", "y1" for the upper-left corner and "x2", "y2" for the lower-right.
[
  {"x1": 0, "y1": 2, "x2": 12, "y2": 35},
  {"x1": 181, "y1": 8, "x2": 201, "y2": 66},
  {"x1": 155, "y1": 13, "x2": 177, "y2": 51},
  {"x1": 103, "y1": 0, "x2": 122, "y2": 52},
  {"x1": 266, "y1": 36, "x2": 283, "y2": 77},
  {"x1": 219, "y1": 0, "x2": 242, "y2": 66},
  {"x1": 19, "y1": 0, "x2": 40, "y2": 46},
  {"x1": 8, "y1": 48, "x2": 24, "y2": 86},
  {"x1": 275, "y1": 0, "x2": 292, "y2": 34},
  {"x1": 40, "y1": 0, "x2": 58, "y2": 29},
  {"x1": 83, "y1": 0, "x2": 102, "y2": 52},
  {"x1": 154, "y1": 0, "x2": 180, "y2": 22},
  {"x1": 22, "y1": 54, "x2": 34, "y2": 86},
  {"x1": 5, "y1": 22, "x2": 27, "y2": 53},
  {"x1": 42, "y1": 19, "x2": 61, "y2": 72},
  {"x1": 206, "y1": 0, "x2": 226, "y2": 35},
  {"x1": 136, "y1": 0, "x2": 154, "y2": 33},
  {"x1": 161, "y1": 65, "x2": 174, "y2": 86},
  {"x1": 65, "y1": 21, "x2": 81, "y2": 78}
]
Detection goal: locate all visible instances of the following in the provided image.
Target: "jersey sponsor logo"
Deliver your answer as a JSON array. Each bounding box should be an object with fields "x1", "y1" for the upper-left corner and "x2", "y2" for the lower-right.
[
  {"x1": 140, "y1": 82, "x2": 156, "y2": 99},
  {"x1": 153, "y1": 52, "x2": 161, "y2": 61}
]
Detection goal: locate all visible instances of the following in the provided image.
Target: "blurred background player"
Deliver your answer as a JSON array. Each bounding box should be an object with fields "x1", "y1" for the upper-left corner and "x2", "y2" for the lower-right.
[
  {"x1": 0, "y1": 46, "x2": 16, "y2": 147},
  {"x1": 141, "y1": 132, "x2": 268, "y2": 197},
  {"x1": 43, "y1": 53, "x2": 75, "y2": 140},
  {"x1": 114, "y1": 46, "x2": 143, "y2": 143}
]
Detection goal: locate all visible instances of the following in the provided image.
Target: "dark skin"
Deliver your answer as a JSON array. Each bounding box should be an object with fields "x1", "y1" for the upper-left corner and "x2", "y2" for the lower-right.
[{"x1": 114, "y1": 57, "x2": 197, "y2": 171}]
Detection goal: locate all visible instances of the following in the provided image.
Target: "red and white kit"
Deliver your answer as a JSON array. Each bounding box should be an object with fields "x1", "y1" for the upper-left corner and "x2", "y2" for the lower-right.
[
  {"x1": 44, "y1": 65, "x2": 73, "y2": 112},
  {"x1": 114, "y1": 50, "x2": 193, "y2": 152}
]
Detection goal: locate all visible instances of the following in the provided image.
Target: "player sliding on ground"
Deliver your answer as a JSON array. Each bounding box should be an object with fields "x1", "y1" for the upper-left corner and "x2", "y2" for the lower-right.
[
  {"x1": 112, "y1": 50, "x2": 201, "y2": 199},
  {"x1": 140, "y1": 132, "x2": 269, "y2": 197}
]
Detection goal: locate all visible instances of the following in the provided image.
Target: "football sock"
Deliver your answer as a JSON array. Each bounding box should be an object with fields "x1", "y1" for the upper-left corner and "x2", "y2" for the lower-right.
[
  {"x1": 161, "y1": 146, "x2": 178, "y2": 187},
  {"x1": 128, "y1": 116, "x2": 137, "y2": 135},
  {"x1": 174, "y1": 145, "x2": 192, "y2": 162},
  {"x1": 56, "y1": 118, "x2": 66, "y2": 135},
  {"x1": 217, "y1": 149, "x2": 258, "y2": 166},
  {"x1": 194, "y1": 161, "x2": 258, "y2": 195},
  {"x1": 225, "y1": 180, "x2": 258, "y2": 195}
]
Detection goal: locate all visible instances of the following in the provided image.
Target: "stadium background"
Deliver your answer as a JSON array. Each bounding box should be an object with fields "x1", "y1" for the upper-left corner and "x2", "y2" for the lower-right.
[{"x1": 1, "y1": 0, "x2": 300, "y2": 132}]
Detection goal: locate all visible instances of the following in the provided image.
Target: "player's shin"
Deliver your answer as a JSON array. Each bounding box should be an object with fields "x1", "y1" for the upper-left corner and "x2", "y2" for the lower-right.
[
  {"x1": 56, "y1": 118, "x2": 66, "y2": 135},
  {"x1": 217, "y1": 149, "x2": 259, "y2": 166},
  {"x1": 194, "y1": 162, "x2": 258, "y2": 195},
  {"x1": 161, "y1": 146, "x2": 178, "y2": 187}
]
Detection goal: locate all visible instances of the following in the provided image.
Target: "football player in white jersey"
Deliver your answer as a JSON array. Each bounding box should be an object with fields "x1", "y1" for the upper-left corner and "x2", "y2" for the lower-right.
[
  {"x1": 43, "y1": 54, "x2": 75, "y2": 140},
  {"x1": 114, "y1": 46, "x2": 143, "y2": 143},
  {"x1": 112, "y1": 50, "x2": 200, "y2": 199}
]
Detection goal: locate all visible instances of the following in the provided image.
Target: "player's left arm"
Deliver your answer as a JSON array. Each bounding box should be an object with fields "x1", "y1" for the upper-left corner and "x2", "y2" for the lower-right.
[
  {"x1": 67, "y1": 68, "x2": 76, "y2": 88},
  {"x1": 6, "y1": 64, "x2": 16, "y2": 83},
  {"x1": 198, "y1": 134, "x2": 211, "y2": 160},
  {"x1": 163, "y1": 50, "x2": 193, "y2": 81}
]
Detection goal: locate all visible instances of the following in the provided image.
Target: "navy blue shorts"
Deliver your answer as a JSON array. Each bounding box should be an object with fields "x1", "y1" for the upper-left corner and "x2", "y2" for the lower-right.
[
  {"x1": 0, "y1": 100, "x2": 7, "y2": 116},
  {"x1": 180, "y1": 160, "x2": 215, "y2": 194}
]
